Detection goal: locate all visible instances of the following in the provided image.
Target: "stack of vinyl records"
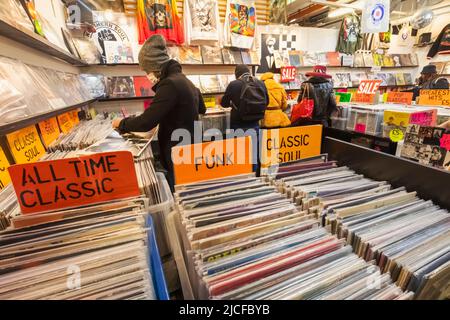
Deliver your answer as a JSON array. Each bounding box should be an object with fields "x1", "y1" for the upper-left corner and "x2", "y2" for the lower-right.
[
  {"x1": 0, "y1": 185, "x2": 19, "y2": 231},
  {"x1": 271, "y1": 156, "x2": 450, "y2": 300},
  {"x1": 0, "y1": 198, "x2": 157, "y2": 300},
  {"x1": 172, "y1": 174, "x2": 411, "y2": 300}
]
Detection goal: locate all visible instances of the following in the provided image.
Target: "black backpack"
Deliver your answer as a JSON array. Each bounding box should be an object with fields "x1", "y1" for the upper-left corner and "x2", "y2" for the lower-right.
[{"x1": 236, "y1": 75, "x2": 267, "y2": 122}]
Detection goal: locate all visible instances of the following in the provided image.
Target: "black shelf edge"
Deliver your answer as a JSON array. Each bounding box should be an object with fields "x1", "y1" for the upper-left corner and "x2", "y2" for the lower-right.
[
  {"x1": 97, "y1": 96, "x2": 155, "y2": 102},
  {"x1": 0, "y1": 19, "x2": 87, "y2": 66},
  {"x1": 325, "y1": 126, "x2": 394, "y2": 146},
  {"x1": 0, "y1": 99, "x2": 96, "y2": 136},
  {"x1": 81, "y1": 63, "x2": 260, "y2": 67}
]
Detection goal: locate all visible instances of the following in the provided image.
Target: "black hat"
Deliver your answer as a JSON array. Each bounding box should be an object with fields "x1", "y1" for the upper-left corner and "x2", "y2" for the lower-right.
[
  {"x1": 421, "y1": 64, "x2": 437, "y2": 74},
  {"x1": 235, "y1": 64, "x2": 250, "y2": 78}
]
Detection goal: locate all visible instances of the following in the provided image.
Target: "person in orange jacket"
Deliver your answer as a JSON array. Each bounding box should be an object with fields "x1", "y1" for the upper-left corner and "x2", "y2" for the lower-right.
[{"x1": 260, "y1": 72, "x2": 291, "y2": 128}]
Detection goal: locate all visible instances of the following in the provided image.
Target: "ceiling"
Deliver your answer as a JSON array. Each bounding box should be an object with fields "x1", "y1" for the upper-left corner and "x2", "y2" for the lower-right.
[{"x1": 287, "y1": 0, "x2": 447, "y2": 27}]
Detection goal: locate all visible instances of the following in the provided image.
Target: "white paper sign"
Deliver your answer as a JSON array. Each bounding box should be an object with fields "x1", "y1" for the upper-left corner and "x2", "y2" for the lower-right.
[{"x1": 362, "y1": 0, "x2": 390, "y2": 33}]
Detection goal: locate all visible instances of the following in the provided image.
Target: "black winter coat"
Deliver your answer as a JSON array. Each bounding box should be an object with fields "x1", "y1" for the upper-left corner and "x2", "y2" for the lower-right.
[
  {"x1": 119, "y1": 59, "x2": 206, "y2": 172},
  {"x1": 294, "y1": 77, "x2": 337, "y2": 127}
]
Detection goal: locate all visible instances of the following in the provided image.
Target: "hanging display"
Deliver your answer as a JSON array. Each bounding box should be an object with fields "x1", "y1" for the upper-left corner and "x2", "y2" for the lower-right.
[
  {"x1": 92, "y1": 11, "x2": 139, "y2": 64},
  {"x1": 184, "y1": 0, "x2": 220, "y2": 45},
  {"x1": 361, "y1": 0, "x2": 390, "y2": 34},
  {"x1": 224, "y1": 0, "x2": 257, "y2": 49},
  {"x1": 137, "y1": 0, "x2": 184, "y2": 45},
  {"x1": 336, "y1": 14, "x2": 362, "y2": 54}
]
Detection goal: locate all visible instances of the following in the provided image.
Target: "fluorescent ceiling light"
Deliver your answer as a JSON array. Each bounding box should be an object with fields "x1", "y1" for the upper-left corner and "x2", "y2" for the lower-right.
[{"x1": 328, "y1": 7, "x2": 354, "y2": 18}]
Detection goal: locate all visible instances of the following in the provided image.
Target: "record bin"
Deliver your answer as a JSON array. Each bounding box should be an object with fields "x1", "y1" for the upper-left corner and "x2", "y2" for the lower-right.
[{"x1": 322, "y1": 136, "x2": 450, "y2": 210}]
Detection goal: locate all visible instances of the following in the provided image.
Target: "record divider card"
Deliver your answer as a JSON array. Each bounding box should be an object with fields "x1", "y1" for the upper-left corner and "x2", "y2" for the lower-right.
[{"x1": 8, "y1": 151, "x2": 141, "y2": 214}]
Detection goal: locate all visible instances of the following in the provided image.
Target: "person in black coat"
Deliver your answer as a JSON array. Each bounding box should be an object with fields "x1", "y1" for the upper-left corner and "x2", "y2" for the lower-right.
[
  {"x1": 113, "y1": 35, "x2": 206, "y2": 188},
  {"x1": 292, "y1": 65, "x2": 337, "y2": 127},
  {"x1": 221, "y1": 65, "x2": 268, "y2": 130}
]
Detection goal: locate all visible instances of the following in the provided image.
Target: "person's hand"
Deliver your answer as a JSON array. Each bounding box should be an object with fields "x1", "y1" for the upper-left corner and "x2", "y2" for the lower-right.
[
  {"x1": 112, "y1": 118, "x2": 122, "y2": 129},
  {"x1": 439, "y1": 120, "x2": 450, "y2": 130}
]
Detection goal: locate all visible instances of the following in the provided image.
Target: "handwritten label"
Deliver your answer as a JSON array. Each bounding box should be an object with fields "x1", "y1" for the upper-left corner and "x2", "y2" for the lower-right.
[
  {"x1": 355, "y1": 123, "x2": 367, "y2": 133},
  {"x1": 281, "y1": 67, "x2": 297, "y2": 83},
  {"x1": 57, "y1": 112, "x2": 75, "y2": 134},
  {"x1": 172, "y1": 136, "x2": 253, "y2": 185},
  {"x1": 389, "y1": 128, "x2": 404, "y2": 142},
  {"x1": 441, "y1": 134, "x2": 450, "y2": 151},
  {"x1": 386, "y1": 92, "x2": 413, "y2": 105},
  {"x1": 6, "y1": 126, "x2": 46, "y2": 164},
  {"x1": 358, "y1": 80, "x2": 382, "y2": 94},
  {"x1": 419, "y1": 89, "x2": 450, "y2": 106},
  {"x1": 352, "y1": 93, "x2": 376, "y2": 104},
  {"x1": 0, "y1": 147, "x2": 11, "y2": 191},
  {"x1": 8, "y1": 151, "x2": 140, "y2": 214},
  {"x1": 260, "y1": 125, "x2": 322, "y2": 168},
  {"x1": 38, "y1": 118, "x2": 61, "y2": 148},
  {"x1": 410, "y1": 111, "x2": 433, "y2": 126},
  {"x1": 69, "y1": 110, "x2": 80, "y2": 125},
  {"x1": 203, "y1": 96, "x2": 216, "y2": 108}
]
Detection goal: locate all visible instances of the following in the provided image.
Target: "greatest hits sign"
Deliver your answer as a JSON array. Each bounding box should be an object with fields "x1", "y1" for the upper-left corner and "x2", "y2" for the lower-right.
[{"x1": 8, "y1": 151, "x2": 140, "y2": 214}]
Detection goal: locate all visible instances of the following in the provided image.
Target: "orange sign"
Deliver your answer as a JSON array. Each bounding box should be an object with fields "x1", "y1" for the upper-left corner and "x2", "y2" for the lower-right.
[
  {"x1": 6, "y1": 125, "x2": 46, "y2": 164},
  {"x1": 8, "y1": 151, "x2": 140, "y2": 214},
  {"x1": 260, "y1": 125, "x2": 323, "y2": 168},
  {"x1": 357, "y1": 80, "x2": 382, "y2": 94},
  {"x1": 38, "y1": 117, "x2": 61, "y2": 148},
  {"x1": 69, "y1": 110, "x2": 80, "y2": 125},
  {"x1": 386, "y1": 92, "x2": 413, "y2": 105},
  {"x1": 0, "y1": 146, "x2": 11, "y2": 191},
  {"x1": 172, "y1": 136, "x2": 253, "y2": 185},
  {"x1": 352, "y1": 93, "x2": 376, "y2": 104},
  {"x1": 419, "y1": 89, "x2": 450, "y2": 106},
  {"x1": 281, "y1": 67, "x2": 297, "y2": 83},
  {"x1": 57, "y1": 112, "x2": 75, "y2": 134}
]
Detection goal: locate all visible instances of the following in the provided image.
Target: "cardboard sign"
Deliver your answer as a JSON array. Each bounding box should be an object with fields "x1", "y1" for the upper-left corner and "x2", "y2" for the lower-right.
[
  {"x1": 410, "y1": 111, "x2": 434, "y2": 126},
  {"x1": 419, "y1": 89, "x2": 450, "y2": 106},
  {"x1": 355, "y1": 123, "x2": 367, "y2": 133},
  {"x1": 172, "y1": 136, "x2": 253, "y2": 185},
  {"x1": 352, "y1": 93, "x2": 376, "y2": 104},
  {"x1": 69, "y1": 110, "x2": 80, "y2": 125},
  {"x1": 281, "y1": 67, "x2": 297, "y2": 83},
  {"x1": 357, "y1": 80, "x2": 382, "y2": 94},
  {"x1": 6, "y1": 125, "x2": 46, "y2": 164},
  {"x1": 441, "y1": 134, "x2": 450, "y2": 151},
  {"x1": 203, "y1": 96, "x2": 216, "y2": 108},
  {"x1": 0, "y1": 147, "x2": 11, "y2": 191},
  {"x1": 57, "y1": 112, "x2": 75, "y2": 134},
  {"x1": 38, "y1": 118, "x2": 61, "y2": 148},
  {"x1": 386, "y1": 92, "x2": 413, "y2": 105},
  {"x1": 8, "y1": 151, "x2": 140, "y2": 214},
  {"x1": 260, "y1": 125, "x2": 322, "y2": 168}
]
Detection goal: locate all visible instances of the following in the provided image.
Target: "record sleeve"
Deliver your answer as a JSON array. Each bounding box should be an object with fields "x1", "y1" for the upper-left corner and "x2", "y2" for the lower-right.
[
  {"x1": 107, "y1": 76, "x2": 135, "y2": 98},
  {"x1": 201, "y1": 46, "x2": 224, "y2": 64},
  {"x1": 133, "y1": 76, "x2": 155, "y2": 97},
  {"x1": 179, "y1": 46, "x2": 203, "y2": 64}
]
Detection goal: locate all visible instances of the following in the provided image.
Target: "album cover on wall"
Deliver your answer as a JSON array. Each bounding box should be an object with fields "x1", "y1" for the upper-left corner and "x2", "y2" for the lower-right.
[
  {"x1": 230, "y1": 49, "x2": 243, "y2": 65},
  {"x1": 133, "y1": 76, "x2": 154, "y2": 97},
  {"x1": 199, "y1": 75, "x2": 222, "y2": 93},
  {"x1": 221, "y1": 48, "x2": 236, "y2": 64},
  {"x1": 107, "y1": 76, "x2": 135, "y2": 98},
  {"x1": 241, "y1": 50, "x2": 252, "y2": 65},
  {"x1": 353, "y1": 52, "x2": 365, "y2": 67},
  {"x1": 326, "y1": 52, "x2": 341, "y2": 67},
  {"x1": 288, "y1": 51, "x2": 302, "y2": 67},
  {"x1": 104, "y1": 41, "x2": 134, "y2": 64},
  {"x1": 179, "y1": 46, "x2": 203, "y2": 64},
  {"x1": 201, "y1": 46, "x2": 224, "y2": 64}
]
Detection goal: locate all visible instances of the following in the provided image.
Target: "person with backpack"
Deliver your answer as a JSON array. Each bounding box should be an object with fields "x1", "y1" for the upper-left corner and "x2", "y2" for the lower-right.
[
  {"x1": 260, "y1": 72, "x2": 291, "y2": 128},
  {"x1": 221, "y1": 65, "x2": 269, "y2": 131},
  {"x1": 291, "y1": 65, "x2": 337, "y2": 127}
]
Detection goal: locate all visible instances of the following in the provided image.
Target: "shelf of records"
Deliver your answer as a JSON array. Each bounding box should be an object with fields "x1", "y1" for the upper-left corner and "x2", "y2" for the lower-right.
[
  {"x1": 0, "y1": 7, "x2": 86, "y2": 66},
  {"x1": 0, "y1": 146, "x2": 173, "y2": 299},
  {"x1": 329, "y1": 103, "x2": 450, "y2": 138},
  {"x1": 0, "y1": 56, "x2": 94, "y2": 133},
  {"x1": 165, "y1": 154, "x2": 449, "y2": 300}
]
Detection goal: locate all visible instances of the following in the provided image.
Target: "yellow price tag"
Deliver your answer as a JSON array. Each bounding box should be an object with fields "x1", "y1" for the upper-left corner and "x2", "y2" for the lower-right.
[
  {"x1": 38, "y1": 117, "x2": 61, "y2": 148},
  {"x1": 0, "y1": 147, "x2": 11, "y2": 190},
  {"x1": 6, "y1": 125, "x2": 46, "y2": 164},
  {"x1": 389, "y1": 128, "x2": 404, "y2": 142},
  {"x1": 203, "y1": 96, "x2": 217, "y2": 108}
]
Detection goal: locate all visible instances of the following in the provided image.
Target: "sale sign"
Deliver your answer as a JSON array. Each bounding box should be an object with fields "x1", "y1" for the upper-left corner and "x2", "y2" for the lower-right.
[
  {"x1": 8, "y1": 151, "x2": 140, "y2": 214},
  {"x1": 281, "y1": 67, "x2": 297, "y2": 83},
  {"x1": 357, "y1": 80, "x2": 382, "y2": 94}
]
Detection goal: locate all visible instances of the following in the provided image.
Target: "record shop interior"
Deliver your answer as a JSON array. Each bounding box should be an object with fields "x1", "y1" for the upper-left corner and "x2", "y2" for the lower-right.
[{"x1": 0, "y1": 0, "x2": 449, "y2": 301}]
